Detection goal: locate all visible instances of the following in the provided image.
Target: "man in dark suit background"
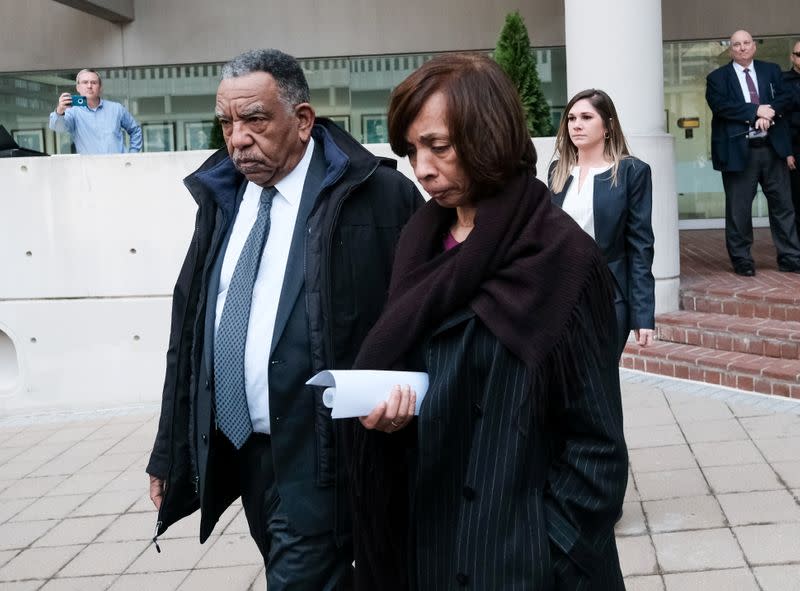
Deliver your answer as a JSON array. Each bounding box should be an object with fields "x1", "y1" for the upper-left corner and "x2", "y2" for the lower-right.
[
  {"x1": 145, "y1": 49, "x2": 421, "y2": 590},
  {"x1": 706, "y1": 29, "x2": 800, "y2": 276},
  {"x1": 784, "y1": 39, "x2": 800, "y2": 237}
]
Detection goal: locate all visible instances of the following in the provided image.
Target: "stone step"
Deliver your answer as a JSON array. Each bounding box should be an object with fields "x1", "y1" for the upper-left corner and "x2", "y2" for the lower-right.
[
  {"x1": 680, "y1": 284, "x2": 800, "y2": 322},
  {"x1": 620, "y1": 341, "x2": 800, "y2": 399},
  {"x1": 657, "y1": 310, "x2": 800, "y2": 360}
]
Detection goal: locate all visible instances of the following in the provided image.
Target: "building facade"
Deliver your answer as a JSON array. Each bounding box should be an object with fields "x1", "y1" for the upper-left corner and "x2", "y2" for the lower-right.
[
  {"x1": 1, "y1": 0, "x2": 798, "y2": 225},
  {"x1": 0, "y1": 1, "x2": 797, "y2": 411}
]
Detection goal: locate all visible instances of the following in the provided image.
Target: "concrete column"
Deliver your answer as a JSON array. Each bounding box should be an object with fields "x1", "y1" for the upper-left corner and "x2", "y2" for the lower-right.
[{"x1": 564, "y1": 0, "x2": 681, "y2": 314}]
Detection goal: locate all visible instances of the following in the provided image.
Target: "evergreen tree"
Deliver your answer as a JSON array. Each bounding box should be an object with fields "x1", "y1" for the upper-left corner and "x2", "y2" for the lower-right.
[{"x1": 494, "y1": 11, "x2": 554, "y2": 136}]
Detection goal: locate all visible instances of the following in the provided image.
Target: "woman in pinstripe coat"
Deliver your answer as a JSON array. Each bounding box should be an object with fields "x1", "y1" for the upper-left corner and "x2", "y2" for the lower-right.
[{"x1": 347, "y1": 53, "x2": 628, "y2": 591}]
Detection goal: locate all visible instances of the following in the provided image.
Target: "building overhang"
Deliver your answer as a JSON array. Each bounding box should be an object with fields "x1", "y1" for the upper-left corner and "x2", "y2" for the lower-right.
[{"x1": 52, "y1": 0, "x2": 134, "y2": 24}]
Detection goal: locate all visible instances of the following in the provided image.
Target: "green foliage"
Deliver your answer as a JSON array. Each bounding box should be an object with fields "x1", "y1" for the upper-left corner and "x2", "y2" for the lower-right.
[
  {"x1": 494, "y1": 11, "x2": 554, "y2": 137},
  {"x1": 209, "y1": 116, "x2": 225, "y2": 150}
]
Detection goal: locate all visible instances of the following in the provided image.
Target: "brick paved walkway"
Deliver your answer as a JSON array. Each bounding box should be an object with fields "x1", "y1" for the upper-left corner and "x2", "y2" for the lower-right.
[{"x1": 1, "y1": 371, "x2": 799, "y2": 590}]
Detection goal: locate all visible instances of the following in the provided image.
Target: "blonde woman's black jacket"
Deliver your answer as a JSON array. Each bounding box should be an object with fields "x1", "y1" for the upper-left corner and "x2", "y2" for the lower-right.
[
  {"x1": 146, "y1": 118, "x2": 423, "y2": 545},
  {"x1": 549, "y1": 157, "x2": 655, "y2": 349}
]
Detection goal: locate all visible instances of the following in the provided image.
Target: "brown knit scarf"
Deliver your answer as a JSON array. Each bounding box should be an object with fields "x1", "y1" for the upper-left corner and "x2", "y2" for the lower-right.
[{"x1": 347, "y1": 169, "x2": 616, "y2": 590}]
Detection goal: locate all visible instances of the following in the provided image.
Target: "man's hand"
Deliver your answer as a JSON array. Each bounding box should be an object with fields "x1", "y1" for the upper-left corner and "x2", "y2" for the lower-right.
[
  {"x1": 634, "y1": 328, "x2": 655, "y2": 347},
  {"x1": 55, "y1": 93, "x2": 72, "y2": 116},
  {"x1": 149, "y1": 474, "x2": 165, "y2": 510},
  {"x1": 789, "y1": 155, "x2": 797, "y2": 171},
  {"x1": 756, "y1": 104, "x2": 775, "y2": 120},
  {"x1": 754, "y1": 117, "x2": 773, "y2": 132}
]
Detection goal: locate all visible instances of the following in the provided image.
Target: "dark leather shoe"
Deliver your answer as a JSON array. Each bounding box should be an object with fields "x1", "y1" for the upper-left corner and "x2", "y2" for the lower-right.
[
  {"x1": 778, "y1": 260, "x2": 800, "y2": 273},
  {"x1": 734, "y1": 264, "x2": 755, "y2": 276}
]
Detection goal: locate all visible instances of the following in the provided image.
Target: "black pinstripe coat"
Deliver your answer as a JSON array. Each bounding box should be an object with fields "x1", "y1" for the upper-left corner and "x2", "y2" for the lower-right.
[{"x1": 411, "y1": 308, "x2": 627, "y2": 590}]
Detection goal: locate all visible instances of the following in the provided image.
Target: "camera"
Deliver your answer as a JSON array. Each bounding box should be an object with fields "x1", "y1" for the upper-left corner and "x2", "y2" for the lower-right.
[{"x1": 70, "y1": 94, "x2": 87, "y2": 107}]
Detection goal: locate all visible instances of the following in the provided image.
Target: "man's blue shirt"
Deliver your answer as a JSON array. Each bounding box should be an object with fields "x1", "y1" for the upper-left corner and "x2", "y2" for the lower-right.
[{"x1": 49, "y1": 98, "x2": 143, "y2": 154}]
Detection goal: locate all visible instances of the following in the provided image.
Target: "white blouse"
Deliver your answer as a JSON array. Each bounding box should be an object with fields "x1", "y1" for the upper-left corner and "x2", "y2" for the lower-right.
[{"x1": 561, "y1": 165, "x2": 611, "y2": 240}]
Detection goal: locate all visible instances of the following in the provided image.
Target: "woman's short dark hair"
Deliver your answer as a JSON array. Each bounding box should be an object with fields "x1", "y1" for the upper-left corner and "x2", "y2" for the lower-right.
[{"x1": 387, "y1": 53, "x2": 537, "y2": 195}]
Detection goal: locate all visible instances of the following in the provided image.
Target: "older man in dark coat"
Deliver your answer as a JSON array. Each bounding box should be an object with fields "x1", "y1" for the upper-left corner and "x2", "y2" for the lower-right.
[{"x1": 706, "y1": 30, "x2": 800, "y2": 276}]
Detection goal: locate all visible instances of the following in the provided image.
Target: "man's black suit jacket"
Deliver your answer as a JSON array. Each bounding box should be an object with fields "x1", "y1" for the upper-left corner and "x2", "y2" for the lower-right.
[{"x1": 706, "y1": 59, "x2": 792, "y2": 171}]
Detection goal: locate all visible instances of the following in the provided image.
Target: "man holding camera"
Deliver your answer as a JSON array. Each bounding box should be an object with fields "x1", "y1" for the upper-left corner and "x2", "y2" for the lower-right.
[{"x1": 48, "y1": 68, "x2": 142, "y2": 154}]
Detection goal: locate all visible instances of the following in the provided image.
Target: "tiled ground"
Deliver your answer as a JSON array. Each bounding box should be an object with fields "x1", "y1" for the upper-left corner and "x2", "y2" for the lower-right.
[{"x1": 1, "y1": 370, "x2": 799, "y2": 590}]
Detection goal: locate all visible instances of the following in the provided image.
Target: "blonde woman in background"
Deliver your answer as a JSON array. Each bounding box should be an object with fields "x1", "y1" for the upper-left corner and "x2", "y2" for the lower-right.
[{"x1": 549, "y1": 89, "x2": 656, "y2": 359}]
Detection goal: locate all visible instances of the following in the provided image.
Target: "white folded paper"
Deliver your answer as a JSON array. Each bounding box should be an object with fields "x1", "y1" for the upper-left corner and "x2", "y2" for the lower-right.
[{"x1": 306, "y1": 370, "x2": 429, "y2": 419}]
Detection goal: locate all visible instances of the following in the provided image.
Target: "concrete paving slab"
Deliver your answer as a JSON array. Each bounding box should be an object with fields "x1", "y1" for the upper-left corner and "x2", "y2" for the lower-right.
[
  {"x1": 10, "y1": 494, "x2": 86, "y2": 522},
  {"x1": 0, "y1": 520, "x2": 57, "y2": 551},
  {"x1": 177, "y1": 565, "x2": 262, "y2": 590},
  {"x1": 734, "y1": 523, "x2": 800, "y2": 564},
  {"x1": 41, "y1": 426, "x2": 102, "y2": 445},
  {"x1": 98, "y1": 513, "x2": 159, "y2": 543},
  {"x1": 691, "y1": 440, "x2": 764, "y2": 467},
  {"x1": 0, "y1": 544, "x2": 84, "y2": 582},
  {"x1": 754, "y1": 436, "x2": 800, "y2": 463},
  {"x1": 772, "y1": 461, "x2": 800, "y2": 488},
  {"x1": 625, "y1": 423, "x2": 685, "y2": 449},
  {"x1": 0, "y1": 498, "x2": 35, "y2": 523},
  {"x1": 196, "y1": 534, "x2": 262, "y2": 568},
  {"x1": 6, "y1": 444, "x2": 65, "y2": 465},
  {"x1": 663, "y1": 568, "x2": 760, "y2": 591},
  {"x1": 629, "y1": 444, "x2": 697, "y2": 473},
  {"x1": 671, "y1": 399, "x2": 734, "y2": 423},
  {"x1": 108, "y1": 570, "x2": 188, "y2": 591},
  {"x1": 100, "y1": 470, "x2": 146, "y2": 493},
  {"x1": 739, "y1": 413, "x2": 800, "y2": 439},
  {"x1": 652, "y1": 528, "x2": 746, "y2": 572},
  {"x1": 616, "y1": 535, "x2": 658, "y2": 576},
  {"x1": 753, "y1": 564, "x2": 800, "y2": 591},
  {"x1": 77, "y1": 452, "x2": 142, "y2": 474},
  {"x1": 126, "y1": 538, "x2": 209, "y2": 574},
  {"x1": 634, "y1": 467, "x2": 709, "y2": 501},
  {"x1": 624, "y1": 406, "x2": 677, "y2": 428},
  {"x1": 0, "y1": 549, "x2": 19, "y2": 569},
  {"x1": 718, "y1": 489, "x2": 800, "y2": 526},
  {"x1": 40, "y1": 575, "x2": 117, "y2": 590},
  {"x1": 0, "y1": 476, "x2": 66, "y2": 500},
  {"x1": 2, "y1": 581, "x2": 43, "y2": 590},
  {"x1": 33, "y1": 515, "x2": 117, "y2": 547},
  {"x1": 680, "y1": 418, "x2": 749, "y2": 443},
  {"x1": 46, "y1": 472, "x2": 118, "y2": 497},
  {"x1": 249, "y1": 568, "x2": 266, "y2": 591},
  {"x1": 0, "y1": 462, "x2": 42, "y2": 481},
  {"x1": 59, "y1": 539, "x2": 150, "y2": 578},
  {"x1": 643, "y1": 495, "x2": 726, "y2": 532},
  {"x1": 702, "y1": 463, "x2": 784, "y2": 494},
  {"x1": 70, "y1": 489, "x2": 141, "y2": 518},
  {"x1": 625, "y1": 575, "x2": 665, "y2": 591},
  {"x1": 615, "y1": 501, "x2": 647, "y2": 536}
]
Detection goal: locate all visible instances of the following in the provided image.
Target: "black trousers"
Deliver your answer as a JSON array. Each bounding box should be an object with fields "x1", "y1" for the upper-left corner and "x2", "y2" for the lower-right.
[
  {"x1": 791, "y1": 163, "x2": 800, "y2": 238},
  {"x1": 237, "y1": 434, "x2": 353, "y2": 591},
  {"x1": 721, "y1": 144, "x2": 800, "y2": 267},
  {"x1": 614, "y1": 300, "x2": 629, "y2": 361}
]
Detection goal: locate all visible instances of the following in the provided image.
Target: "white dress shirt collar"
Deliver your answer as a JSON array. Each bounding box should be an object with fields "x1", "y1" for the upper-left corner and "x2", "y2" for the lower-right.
[{"x1": 272, "y1": 136, "x2": 315, "y2": 206}]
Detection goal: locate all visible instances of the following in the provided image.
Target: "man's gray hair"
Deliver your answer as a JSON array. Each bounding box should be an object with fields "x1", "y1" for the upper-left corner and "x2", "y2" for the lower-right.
[
  {"x1": 76, "y1": 68, "x2": 102, "y2": 85},
  {"x1": 221, "y1": 49, "x2": 310, "y2": 107}
]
